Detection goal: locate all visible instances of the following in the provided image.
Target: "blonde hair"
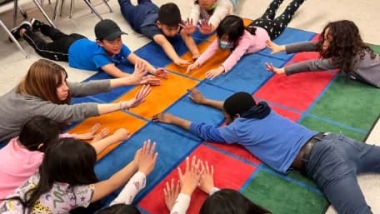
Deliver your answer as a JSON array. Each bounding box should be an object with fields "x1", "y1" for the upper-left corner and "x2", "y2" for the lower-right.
[{"x1": 17, "y1": 59, "x2": 70, "y2": 104}]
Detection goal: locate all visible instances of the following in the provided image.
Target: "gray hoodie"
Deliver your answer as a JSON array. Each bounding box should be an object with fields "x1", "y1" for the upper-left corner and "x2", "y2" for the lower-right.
[
  {"x1": 284, "y1": 41, "x2": 380, "y2": 88},
  {"x1": 0, "y1": 80, "x2": 111, "y2": 142}
]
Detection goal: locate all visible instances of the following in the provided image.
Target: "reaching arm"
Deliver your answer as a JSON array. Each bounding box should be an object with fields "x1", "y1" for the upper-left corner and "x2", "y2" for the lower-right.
[
  {"x1": 221, "y1": 33, "x2": 252, "y2": 73},
  {"x1": 101, "y1": 64, "x2": 131, "y2": 78},
  {"x1": 153, "y1": 34, "x2": 182, "y2": 63},
  {"x1": 68, "y1": 80, "x2": 111, "y2": 97},
  {"x1": 285, "y1": 58, "x2": 337, "y2": 75},
  {"x1": 194, "y1": 40, "x2": 219, "y2": 66},
  {"x1": 91, "y1": 160, "x2": 138, "y2": 202},
  {"x1": 180, "y1": 29, "x2": 200, "y2": 58},
  {"x1": 202, "y1": 99, "x2": 224, "y2": 110},
  {"x1": 285, "y1": 41, "x2": 320, "y2": 54},
  {"x1": 208, "y1": 0, "x2": 233, "y2": 28},
  {"x1": 109, "y1": 171, "x2": 146, "y2": 205},
  {"x1": 91, "y1": 128, "x2": 130, "y2": 154},
  {"x1": 188, "y1": 4, "x2": 201, "y2": 25},
  {"x1": 127, "y1": 53, "x2": 157, "y2": 75}
]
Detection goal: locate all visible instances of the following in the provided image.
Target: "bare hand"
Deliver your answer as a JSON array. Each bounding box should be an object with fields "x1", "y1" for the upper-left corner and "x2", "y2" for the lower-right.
[
  {"x1": 198, "y1": 19, "x2": 214, "y2": 35},
  {"x1": 187, "y1": 88, "x2": 206, "y2": 104},
  {"x1": 205, "y1": 67, "x2": 224, "y2": 80},
  {"x1": 121, "y1": 84, "x2": 151, "y2": 109},
  {"x1": 186, "y1": 62, "x2": 200, "y2": 73},
  {"x1": 164, "y1": 179, "x2": 180, "y2": 211},
  {"x1": 155, "y1": 68, "x2": 169, "y2": 79},
  {"x1": 175, "y1": 58, "x2": 191, "y2": 66},
  {"x1": 198, "y1": 161, "x2": 215, "y2": 194},
  {"x1": 265, "y1": 63, "x2": 285, "y2": 74},
  {"x1": 140, "y1": 75, "x2": 161, "y2": 86},
  {"x1": 152, "y1": 113, "x2": 175, "y2": 124},
  {"x1": 265, "y1": 40, "x2": 284, "y2": 54},
  {"x1": 138, "y1": 139, "x2": 158, "y2": 176},
  {"x1": 178, "y1": 156, "x2": 202, "y2": 195},
  {"x1": 91, "y1": 127, "x2": 110, "y2": 142},
  {"x1": 131, "y1": 60, "x2": 148, "y2": 82},
  {"x1": 179, "y1": 18, "x2": 197, "y2": 35}
]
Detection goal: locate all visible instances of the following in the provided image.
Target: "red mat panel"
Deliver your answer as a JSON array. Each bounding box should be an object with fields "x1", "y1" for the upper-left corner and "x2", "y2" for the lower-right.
[{"x1": 138, "y1": 145, "x2": 257, "y2": 214}]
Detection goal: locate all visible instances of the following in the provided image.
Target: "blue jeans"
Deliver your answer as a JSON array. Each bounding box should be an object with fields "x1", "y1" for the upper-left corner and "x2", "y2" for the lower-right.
[
  {"x1": 305, "y1": 133, "x2": 380, "y2": 214},
  {"x1": 118, "y1": 0, "x2": 158, "y2": 32}
]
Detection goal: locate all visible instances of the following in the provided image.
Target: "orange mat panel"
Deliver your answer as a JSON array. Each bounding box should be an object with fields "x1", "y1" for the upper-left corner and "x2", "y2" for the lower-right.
[
  {"x1": 114, "y1": 74, "x2": 199, "y2": 119},
  {"x1": 67, "y1": 111, "x2": 146, "y2": 159}
]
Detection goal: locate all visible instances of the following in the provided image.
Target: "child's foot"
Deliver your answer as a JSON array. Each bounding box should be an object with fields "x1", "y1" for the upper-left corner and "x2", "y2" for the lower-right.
[
  {"x1": 9, "y1": 21, "x2": 31, "y2": 42},
  {"x1": 30, "y1": 18, "x2": 43, "y2": 32}
]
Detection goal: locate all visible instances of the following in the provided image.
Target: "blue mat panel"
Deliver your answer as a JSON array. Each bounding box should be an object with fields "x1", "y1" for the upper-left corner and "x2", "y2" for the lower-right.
[
  {"x1": 205, "y1": 54, "x2": 285, "y2": 93},
  {"x1": 95, "y1": 122, "x2": 200, "y2": 204},
  {"x1": 257, "y1": 27, "x2": 316, "y2": 61},
  {"x1": 134, "y1": 36, "x2": 204, "y2": 67}
]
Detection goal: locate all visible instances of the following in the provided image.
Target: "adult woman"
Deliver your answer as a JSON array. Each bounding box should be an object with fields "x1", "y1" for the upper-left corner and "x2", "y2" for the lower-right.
[{"x1": 0, "y1": 59, "x2": 151, "y2": 142}]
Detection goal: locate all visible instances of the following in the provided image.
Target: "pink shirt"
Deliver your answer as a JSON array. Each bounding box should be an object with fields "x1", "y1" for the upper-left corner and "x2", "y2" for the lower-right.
[
  {"x1": 0, "y1": 138, "x2": 43, "y2": 199},
  {"x1": 196, "y1": 28, "x2": 270, "y2": 73}
]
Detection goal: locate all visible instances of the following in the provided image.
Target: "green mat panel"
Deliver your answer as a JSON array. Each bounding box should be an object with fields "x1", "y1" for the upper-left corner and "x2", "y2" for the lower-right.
[
  {"x1": 309, "y1": 75, "x2": 380, "y2": 131},
  {"x1": 242, "y1": 170, "x2": 328, "y2": 214},
  {"x1": 300, "y1": 116, "x2": 366, "y2": 141},
  {"x1": 369, "y1": 44, "x2": 380, "y2": 54}
]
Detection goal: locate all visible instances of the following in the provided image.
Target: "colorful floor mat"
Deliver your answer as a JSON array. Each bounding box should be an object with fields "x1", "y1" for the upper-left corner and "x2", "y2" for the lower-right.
[{"x1": 67, "y1": 24, "x2": 380, "y2": 213}]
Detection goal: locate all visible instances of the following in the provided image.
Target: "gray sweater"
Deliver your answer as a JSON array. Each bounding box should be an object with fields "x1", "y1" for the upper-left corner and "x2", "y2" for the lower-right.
[
  {"x1": 284, "y1": 41, "x2": 380, "y2": 88},
  {"x1": 0, "y1": 80, "x2": 111, "y2": 142}
]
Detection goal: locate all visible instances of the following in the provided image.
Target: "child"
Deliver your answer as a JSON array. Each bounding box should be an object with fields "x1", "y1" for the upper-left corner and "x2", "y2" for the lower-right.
[
  {"x1": 97, "y1": 140, "x2": 158, "y2": 214},
  {"x1": 265, "y1": 20, "x2": 380, "y2": 88},
  {"x1": 187, "y1": 0, "x2": 305, "y2": 80},
  {"x1": 10, "y1": 19, "x2": 165, "y2": 80},
  {"x1": 0, "y1": 116, "x2": 131, "y2": 199},
  {"x1": 0, "y1": 138, "x2": 155, "y2": 213},
  {"x1": 0, "y1": 59, "x2": 151, "y2": 142},
  {"x1": 187, "y1": 0, "x2": 236, "y2": 35},
  {"x1": 163, "y1": 157, "x2": 270, "y2": 214},
  {"x1": 118, "y1": 0, "x2": 200, "y2": 65},
  {"x1": 153, "y1": 88, "x2": 380, "y2": 214}
]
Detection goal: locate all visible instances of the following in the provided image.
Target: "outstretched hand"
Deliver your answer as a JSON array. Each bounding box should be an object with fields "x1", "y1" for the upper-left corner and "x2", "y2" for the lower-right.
[
  {"x1": 179, "y1": 18, "x2": 197, "y2": 35},
  {"x1": 164, "y1": 179, "x2": 180, "y2": 211},
  {"x1": 138, "y1": 139, "x2": 158, "y2": 176},
  {"x1": 140, "y1": 75, "x2": 161, "y2": 86},
  {"x1": 178, "y1": 156, "x2": 202, "y2": 196},
  {"x1": 187, "y1": 62, "x2": 200, "y2": 73},
  {"x1": 155, "y1": 68, "x2": 169, "y2": 79},
  {"x1": 174, "y1": 58, "x2": 191, "y2": 66},
  {"x1": 131, "y1": 60, "x2": 148, "y2": 81},
  {"x1": 187, "y1": 88, "x2": 206, "y2": 104},
  {"x1": 205, "y1": 66, "x2": 224, "y2": 80},
  {"x1": 265, "y1": 63, "x2": 285, "y2": 74},
  {"x1": 152, "y1": 113, "x2": 175, "y2": 124},
  {"x1": 265, "y1": 40, "x2": 284, "y2": 54},
  {"x1": 198, "y1": 161, "x2": 215, "y2": 194},
  {"x1": 120, "y1": 84, "x2": 151, "y2": 109},
  {"x1": 198, "y1": 19, "x2": 214, "y2": 35}
]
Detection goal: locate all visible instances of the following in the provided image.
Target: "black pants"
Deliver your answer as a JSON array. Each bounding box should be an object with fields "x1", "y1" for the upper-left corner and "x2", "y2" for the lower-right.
[
  {"x1": 250, "y1": 0, "x2": 304, "y2": 40},
  {"x1": 23, "y1": 24, "x2": 86, "y2": 61}
]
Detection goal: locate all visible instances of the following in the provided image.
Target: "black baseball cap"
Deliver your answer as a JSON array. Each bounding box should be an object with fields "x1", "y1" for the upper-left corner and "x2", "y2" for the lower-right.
[{"x1": 95, "y1": 19, "x2": 127, "y2": 41}]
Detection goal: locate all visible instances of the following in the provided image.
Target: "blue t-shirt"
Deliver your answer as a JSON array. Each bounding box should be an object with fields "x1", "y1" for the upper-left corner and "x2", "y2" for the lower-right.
[
  {"x1": 140, "y1": 13, "x2": 162, "y2": 39},
  {"x1": 68, "y1": 38, "x2": 132, "y2": 71},
  {"x1": 189, "y1": 111, "x2": 317, "y2": 173}
]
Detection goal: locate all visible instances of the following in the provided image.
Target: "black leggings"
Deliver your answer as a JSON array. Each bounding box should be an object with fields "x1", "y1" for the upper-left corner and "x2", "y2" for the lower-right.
[
  {"x1": 250, "y1": 0, "x2": 304, "y2": 40},
  {"x1": 22, "y1": 24, "x2": 86, "y2": 61}
]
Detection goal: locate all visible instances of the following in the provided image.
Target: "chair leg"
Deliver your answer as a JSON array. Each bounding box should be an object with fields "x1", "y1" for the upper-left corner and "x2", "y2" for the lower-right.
[
  {"x1": 101, "y1": 0, "x2": 113, "y2": 13},
  {"x1": 0, "y1": 20, "x2": 29, "y2": 58},
  {"x1": 83, "y1": 0, "x2": 103, "y2": 20},
  {"x1": 69, "y1": 0, "x2": 75, "y2": 18},
  {"x1": 60, "y1": 0, "x2": 66, "y2": 16},
  {"x1": 13, "y1": 0, "x2": 18, "y2": 26},
  {"x1": 53, "y1": 0, "x2": 60, "y2": 21},
  {"x1": 33, "y1": 0, "x2": 56, "y2": 27}
]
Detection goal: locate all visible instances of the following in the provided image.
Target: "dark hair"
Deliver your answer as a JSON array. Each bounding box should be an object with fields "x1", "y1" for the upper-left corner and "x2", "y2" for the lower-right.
[
  {"x1": 318, "y1": 20, "x2": 376, "y2": 76},
  {"x1": 18, "y1": 116, "x2": 61, "y2": 152},
  {"x1": 158, "y1": 3, "x2": 182, "y2": 26},
  {"x1": 7, "y1": 138, "x2": 98, "y2": 212},
  {"x1": 200, "y1": 189, "x2": 271, "y2": 214},
  {"x1": 98, "y1": 204, "x2": 141, "y2": 214},
  {"x1": 217, "y1": 15, "x2": 245, "y2": 46},
  {"x1": 223, "y1": 92, "x2": 256, "y2": 118}
]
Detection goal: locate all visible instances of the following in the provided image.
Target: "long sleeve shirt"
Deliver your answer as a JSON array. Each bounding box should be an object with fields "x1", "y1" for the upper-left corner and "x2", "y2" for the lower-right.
[
  {"x1": 110, "y1": 171, "x2": 146, "y2": 206},
  {"x1": 188, "y1": 111, "x2": 316, "y2": 173},
  {"x1": 284, "y1": 41, "x2": 380, "y2": 88},
  {"x1": 0, "y1": 80, "x2": 111, "y2": 142},
  {"x1": 195, "y1": 29, "x2": 270, "y2": 73},
  {"x1": 188, "y1": 0, "x2": 234, "y2": 28}
]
